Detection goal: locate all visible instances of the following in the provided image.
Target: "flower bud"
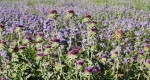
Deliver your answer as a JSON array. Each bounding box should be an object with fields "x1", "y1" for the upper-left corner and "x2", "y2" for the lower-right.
[{"x1": 115, "y1": 29, "x2": 124, "y2": 39}]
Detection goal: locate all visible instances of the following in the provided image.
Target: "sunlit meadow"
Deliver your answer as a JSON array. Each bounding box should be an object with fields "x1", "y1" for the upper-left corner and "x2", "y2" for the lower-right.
[{"x1": 0, "y1": 0, "x2": 150, "y2": 80}]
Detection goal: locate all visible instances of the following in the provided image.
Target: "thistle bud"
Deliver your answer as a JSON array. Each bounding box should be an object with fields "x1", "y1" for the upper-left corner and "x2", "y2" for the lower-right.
[
  {"x1": 115, "y1": 29, "x2": 124, "y2": 39},
  {"x1": 66, "y1": 10, "x2": 75, "y2": 18},
  {"x1": 48, "y1": 10, "x2": 58, "y2": 19},
  {"x1": 82, "y1": 15, "x2": 91, "y2": 23},
  {"x1": 0, "y1": 24, "x2": 5, "y2": 32},
  {"x1": 84, "y1": 66, "x2": 93, "y2": 76}
]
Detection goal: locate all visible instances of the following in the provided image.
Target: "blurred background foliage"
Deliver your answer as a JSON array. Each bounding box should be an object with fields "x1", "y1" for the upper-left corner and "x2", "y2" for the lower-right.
[{"x1": 1, "y1": 0, "x2": 150, "y2": 10}]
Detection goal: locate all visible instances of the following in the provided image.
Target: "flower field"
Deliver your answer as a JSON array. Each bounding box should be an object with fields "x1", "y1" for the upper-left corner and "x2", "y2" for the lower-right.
[{"x1": 0, "y1": 0, "x2": 150, "y2": 80}]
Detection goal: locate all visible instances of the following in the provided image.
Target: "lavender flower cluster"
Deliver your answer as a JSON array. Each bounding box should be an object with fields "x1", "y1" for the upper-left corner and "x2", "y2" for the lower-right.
[{"x1": 0, "y1": 1, "x2": 150, "y2": 80}]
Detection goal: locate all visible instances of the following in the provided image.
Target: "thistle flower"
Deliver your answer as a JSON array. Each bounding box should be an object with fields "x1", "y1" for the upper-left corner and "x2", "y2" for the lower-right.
[
  {"x1": 36, "y1": 32, "x2": 44, "y2": 42},
  {"x1": 145, "y1": 59, "x2": 150, "y2": 67},
  {"x1": 37, "y1": 32, "x2": 44, "y2": 37},
  {"x1": 36, "y1": 52, "x2": 49, "y2": 60},
  {"x1": 68, "y1": 46, "x2": 81, "y2": 59},
  {"x1": 23, "y1": 35, "x2": 32, "y2": 44},
  {"x1": 1, "y1": 40, "x2": 7, "y2": 45},
  {"x1": 68, "y1": 10, "x2": 74, "y2": 14},
  {"x1": 52, "y1": 38, "x2": 60, "y2": 43},
  {"x1": 91, "y1": 28, "x2": 98, "y2": 32},
  {"x1": 85, "y1": 66, "x2": 93, "y2": 75},
  {"x1": 24, "y1": 35, "x2": 32, "y2": 40},
  {"x1": 37, "y1": 53, "x2": 48, "y2": 56},
  {"x1": 115, "y1": 29, "x2": 124, "y2": 39},
  {"x1": 77, "y1": 60, "x2": 84, "y2": 65},
  {"x1": 92, "y1": 67, "x2": 100, "y2": 73},
  {"x1": 18, "y1": 46, "x2": 25, "y2": 53},
  {"x1": 44, "y1": 45, "x2": 51, "y2": 48},
  {"x1": 146, "y1": 59, "x2": 150, "y2": 64},
  {"x1": 36, "y1": 48, "x2": 42, "y2": 52},
  {"x1": 18, "y1": 46, "x2": 25, "y2": 50}
]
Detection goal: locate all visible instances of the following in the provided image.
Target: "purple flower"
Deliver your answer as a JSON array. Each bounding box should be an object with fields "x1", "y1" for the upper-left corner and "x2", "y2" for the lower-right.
[
  {"x1": 49, "y1": 10, "x2": 57, "y2": 14},
  {"x1": 37, "y1": 53, "x2": 48, "y2": 57},
  {"x1": 18, "y1": 46, "x2": 25, "y2": 50},
  {"x1": 1, "y1": 77, "x2": 9, "y2": 80},
  {"x1": 36, "y1": 48, "x2": 42, "y2": 52},
  {"x1": 68, "y1": 49, "x2": 79, "y2": 55},
  {"x1": 1, "y1": 40, "x2": 7, "y2": 44},
  {"x1": 75, "y1": 46, "x2": 81, "y2": 51},
  {"x1": 77, "y1": 60, "x2": 84, "y2": 66},
  {"x1": 52, "y1": 38, "x2": 60, "y2": 42},
  {"x1": 85, "y1": 66, "x2": 93, "y2": 74},
  {"x1": 37, "y1": 32, "x2": 44, "y2": 37},
  {"x1": 138, "y1": 50, "x2": 144, "y2": 55},
  {"x1": 68, "y1": 10, "x2": 74, "y2": 14},
  {"x1": 92, "y1": 67, "x2": 100, "y2": 73},
  {"x1": 91, "y1": 28, "x2": 98, "y2": 32},
  {"x1": 15, "y1": 24, "x2": 24, "y2": 28},
  {"x1": 146, "y1": 59, "x2": 150, "y2": 64},
  {"x1": 91, "y1": 21, "x2": 97, "y2": 24},
  {"x1": 44, "y1": 45, "x2": 51, "y2": 48},
  {"x1": 25, "y1": 35, "x2": 32, "y2": 40},
  {"x1": 85, "y1": 15, "x2": 91, "y2": 19},
  {"x1": 0, "y1": 23, "x2": 5, "y2": 29}
]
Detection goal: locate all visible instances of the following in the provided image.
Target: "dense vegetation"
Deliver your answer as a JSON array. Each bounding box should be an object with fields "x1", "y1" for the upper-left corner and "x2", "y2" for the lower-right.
[{"x1": 0, "y1": 0, "x2": 150, "y2": 80}]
